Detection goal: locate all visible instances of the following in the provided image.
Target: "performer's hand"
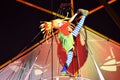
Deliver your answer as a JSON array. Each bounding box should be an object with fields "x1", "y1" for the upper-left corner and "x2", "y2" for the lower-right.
[
  {"x1": 77, "y1": 9, "x2": 89, "y2": 16},
  {"x1": 77, "y1": 9, "x2": 81, "y2": 14}
]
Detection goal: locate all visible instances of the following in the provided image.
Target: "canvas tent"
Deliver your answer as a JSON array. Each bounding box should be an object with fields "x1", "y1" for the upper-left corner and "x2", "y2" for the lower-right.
[
  {"x1": 0, "y1": 26, "x2": 120, "y2": 80},
  {"x1": 0, "y1": 0, "x2": 120, "y2": 80}
]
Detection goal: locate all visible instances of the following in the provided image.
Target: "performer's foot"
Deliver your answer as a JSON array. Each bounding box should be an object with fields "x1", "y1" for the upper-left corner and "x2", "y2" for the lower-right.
[
  {"x1": 60, "y1": 71, "x2": 70, "y2": 76},
  {"x1": 78, "y1": 9, "x2": 89, "y2": 16}
]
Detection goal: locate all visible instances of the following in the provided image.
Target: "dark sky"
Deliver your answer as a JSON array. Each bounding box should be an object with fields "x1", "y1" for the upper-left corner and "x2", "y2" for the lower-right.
[{"x1": 0, "y1": 0, "x2": 120, "y2": 66}]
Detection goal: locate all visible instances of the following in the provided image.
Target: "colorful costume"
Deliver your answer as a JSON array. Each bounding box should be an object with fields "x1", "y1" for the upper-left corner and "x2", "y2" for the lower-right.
[
  {"x1": 40, "y1": 9, "x2": 88, "y2": 76},
  {"x1": 58, "y1": 15, "x2": 87, "y2": 74}
]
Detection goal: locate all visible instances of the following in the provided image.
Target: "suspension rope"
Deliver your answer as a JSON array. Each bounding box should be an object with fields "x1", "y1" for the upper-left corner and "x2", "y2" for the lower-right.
[
  {"x1": 50, "y1": 0, "x2": 54, "y2": 80},
  {"x1": 75, "y1": 27, "x2": 88, "y2": 79},
  {"x1": 85, "y1": 29, "x2": 105, "y2": 80},
  {"x1": 19, "y1": 31, "x2": 42, "y2": 53}
]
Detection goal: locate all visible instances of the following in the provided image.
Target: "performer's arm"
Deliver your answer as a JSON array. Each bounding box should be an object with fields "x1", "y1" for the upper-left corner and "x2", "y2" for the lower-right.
[
  {"x1": 68, "y1": 9, "x2": 81, "y2": 22},
  {"x1": 60, "y1": 9, "x2": 80, "y2": 30},
  {"x1": 68, "y1": 13, "x2": 78, "y2": 22}
]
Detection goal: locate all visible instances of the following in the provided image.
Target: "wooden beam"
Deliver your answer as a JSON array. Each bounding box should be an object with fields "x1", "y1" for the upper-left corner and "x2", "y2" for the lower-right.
[
  {"x1": 98, "y1": 0, "x2": 120, "y2": 29},
  {"x1": 16, "y1": 0, "x2": 66, "y2": 19},
  {"x1": 16, "y1": 0, "x2": 116, "y2": 20},
  {"x1": 70, "y1": 0, "x2": 74, "y2": 16},
  {"x1": 77, "y1": 0, "x2": 116, "y2": 20}
]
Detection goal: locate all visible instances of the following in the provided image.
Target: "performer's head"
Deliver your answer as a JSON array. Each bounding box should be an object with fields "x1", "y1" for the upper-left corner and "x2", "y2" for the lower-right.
[
  {"x1": 52, "y1": 19, "x2": 66, "y2": 29},
  {"x1": 40, "y1": 19, "x2": 74, "y2": 38}
]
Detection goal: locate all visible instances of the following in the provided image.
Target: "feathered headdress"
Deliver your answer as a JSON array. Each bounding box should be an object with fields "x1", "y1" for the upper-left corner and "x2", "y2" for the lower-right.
[{"x1": 39, "y1": 19, "x2": 75, "y2": 39}]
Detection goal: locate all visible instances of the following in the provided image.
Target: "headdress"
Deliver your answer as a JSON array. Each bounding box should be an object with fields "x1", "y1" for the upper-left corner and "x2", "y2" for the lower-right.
[{"x1": 39, "y1": 19, "x2": 75, "y2": 39}]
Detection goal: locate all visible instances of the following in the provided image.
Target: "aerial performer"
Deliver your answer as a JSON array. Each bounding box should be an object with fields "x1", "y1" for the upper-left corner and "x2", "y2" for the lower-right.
[{"x1": 40, "y1": 8, "x2": 89, "y2": 76}]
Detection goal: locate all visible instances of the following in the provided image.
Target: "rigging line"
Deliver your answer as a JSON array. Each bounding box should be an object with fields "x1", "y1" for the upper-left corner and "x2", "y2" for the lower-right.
[
  {"x1": 0, "y1": 31, "x2": 44, "y2": 70},
  {"x1": 18, "y1": 63, "x2": 25, "y2": 80},
  {"x1": 54, "y1": 6, "x2": 63, "y2": 19},
  {"x1": 19, "y1": 31, "x2": 42, "y2": 53},
  {"x1": 24, "y1": 52, "x2": 40, "y2": 80},
  {"x1": 50, "y1": 2, "x2": 70, "y2": 76},
  {"x1": 19, "y1": 53, "x2": 36, "y2": 80},
  {"x1": 11, "y1": 64, "x2": 21, "y2": 80},
  {"x1": 51, "y1": 32, "x2": 54, "y2": 80},
  {"x1": 50, "y1": 2, "x2": 71, "y2": 76},
  {"x1": 41, "y1": 47, "x2": 51, "y2": 79},
  {"x1": 19, "y1": 56, "x2": 28, "y2": 80},
  {"x1": 40, "y1": 36, "x2": 56, "y2": 79},
  {"x1": 57, "y1": 58, "x2": 61, "y2": 75},
  {"x1": 44, "y1": 42, "x2": 52, "y2": 65},
  {"x1": 6, "y1": 64, "x2": 19, "y2": 80},
  {"x1": 75, "y1": 27, "x2": 88, "y2": 79},
  {"x1": 53, "y1": 2, "x2": 69, "y2": 19},
  {"x1": 74, "y1": 42, "x2": 81, "y2": 78},
  {"x1": 15, "y1": 62, "x2": 24, "y2": 80},
  {"x1": 0, "y1": 65, "x2": 7, "y2": 73},
  {"x1": 3, "y1": 68, "x2": 13, "y2": 80},
  {"x1": 50, "y1": 0, "x2": 54, "y2": 80},
  {"x1": 0, "y1": 60, "x2": 21, "y2": 80},
  {"x1": 86, "y1": 39, "x2": 105, "y2": 80},
  {"x1": 53, "y1": 2, "x2": 64, "y2": 19}
]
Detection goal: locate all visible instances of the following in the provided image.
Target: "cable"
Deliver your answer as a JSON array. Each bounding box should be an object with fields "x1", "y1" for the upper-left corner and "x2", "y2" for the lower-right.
[
  {"x1": 19, "y1": 31, "x2": 42, "y2": 53},
  {"x1": 85, "y1": 29, "x2": 105, "y2": 80},
  {"x1": 50, "y1": 0, "x2": 54, "y2": 80}
]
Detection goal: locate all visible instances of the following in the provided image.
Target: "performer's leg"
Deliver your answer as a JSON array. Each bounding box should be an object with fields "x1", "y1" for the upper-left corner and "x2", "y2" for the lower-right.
[
  {"x1": 61, "y1": 63, "x2": 67, "y2": 72},
  {"x1": 66, "y1": 51, "x2": 73, "y2": 67},
  {"x1": 61, "y1": 50, "x2": 73, "y2": 74},
  {"x1": 72, "y1": 15, "x2": 86, "y2": 37},
  {"x1": 72, "y1": 9, "x2": 88, "y2": 37}
]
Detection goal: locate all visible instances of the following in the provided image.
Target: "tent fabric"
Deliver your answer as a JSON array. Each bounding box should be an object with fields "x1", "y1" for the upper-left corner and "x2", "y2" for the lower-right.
[{"x1": 0, "y1": 27, "x2": 120, "y2": 80}]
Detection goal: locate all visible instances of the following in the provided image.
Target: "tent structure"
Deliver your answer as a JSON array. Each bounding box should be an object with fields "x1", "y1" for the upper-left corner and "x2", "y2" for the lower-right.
[
  {"x1": 0, "y1": 0, "x2": 120, "y2": 80},
  {"x1": 0, "y1": 26, "x2": 120, "y2": 80}
]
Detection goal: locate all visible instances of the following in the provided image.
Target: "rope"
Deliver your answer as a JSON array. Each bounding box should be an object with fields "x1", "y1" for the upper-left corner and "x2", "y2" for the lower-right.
[
  {"x1": 85, "y1": 29, "x2": 105, "y2": 80},
  {"x1": 19, "y1": 31, "x2": 42, "y2": 53},
  {"x1": 50, "y1": 0, "x2": 54, "y2": 80}
]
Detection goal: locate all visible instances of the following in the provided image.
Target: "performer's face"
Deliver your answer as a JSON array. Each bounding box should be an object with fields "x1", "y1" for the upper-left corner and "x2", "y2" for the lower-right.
[{"x1": 52, "y1": 19, "x2": 64, "y2": 29}]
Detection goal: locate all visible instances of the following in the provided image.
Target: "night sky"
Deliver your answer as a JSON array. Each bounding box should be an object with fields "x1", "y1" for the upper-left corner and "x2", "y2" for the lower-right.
[{"x1": 0, "y1": 0, "x2": 120, "y2": 66}]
